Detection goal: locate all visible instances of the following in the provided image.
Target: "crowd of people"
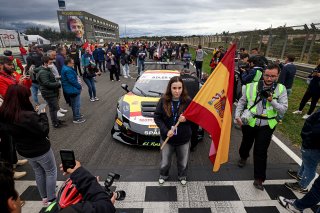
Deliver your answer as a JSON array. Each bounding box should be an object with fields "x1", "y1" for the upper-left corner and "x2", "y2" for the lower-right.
[{"x1": 0, "y1": 40, "x2": 319, "y2": 213}]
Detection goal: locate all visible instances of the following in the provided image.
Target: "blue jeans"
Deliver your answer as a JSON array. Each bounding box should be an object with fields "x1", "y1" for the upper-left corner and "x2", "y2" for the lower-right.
[
  {"x1": 122, "y1": 64, "x2": 130, "y2": 76},
  {"x1": 70, "y1": 94, "x2": 81, "y2": 120},
  {"x1": 298, "y1": 148, "x2": 320, "y2": 188},
  {"x1": 138, "y1": 59, "x2": 145, "y2": 75},
  {"x1": 83, "y1": 77, "x2": 96, "y2": 99},
  {"x1": 27, "y1": 148, "x2": 57, "y2": 201},
  {"x1": 160, "y1": 141, "x2": 190, "y2": 180},
  {"x1": 294, "y1": 175, "x2": 320, "y2": 212},
  {"x1": 31, "y1": 83, "x2": 40, "y2": 105}
]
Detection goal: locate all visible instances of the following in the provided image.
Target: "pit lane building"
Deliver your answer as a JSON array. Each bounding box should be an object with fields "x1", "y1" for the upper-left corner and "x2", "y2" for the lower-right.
[{"x1": 57, "y1": 10, "x2": 119, "y2": 42}]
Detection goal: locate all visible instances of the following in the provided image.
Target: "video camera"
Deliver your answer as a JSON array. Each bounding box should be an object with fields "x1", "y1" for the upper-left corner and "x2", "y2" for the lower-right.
[
  {"x1": 259, "y1": 82, "x2": 277, "y2": 99},
  {"x1": 104, "y1": 172, "x2": 126, "y2": 201}
]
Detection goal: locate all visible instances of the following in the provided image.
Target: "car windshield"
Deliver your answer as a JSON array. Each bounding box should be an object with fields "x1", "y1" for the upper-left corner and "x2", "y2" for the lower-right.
[{"x1": 132, "y1": 78, "x2": 170, "y2": 97}]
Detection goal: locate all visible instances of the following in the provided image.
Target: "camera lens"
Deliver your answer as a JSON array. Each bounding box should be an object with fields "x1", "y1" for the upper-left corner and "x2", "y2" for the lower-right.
[{"x1": 115, "y1": 190, "x2": 126, "y2": 201}]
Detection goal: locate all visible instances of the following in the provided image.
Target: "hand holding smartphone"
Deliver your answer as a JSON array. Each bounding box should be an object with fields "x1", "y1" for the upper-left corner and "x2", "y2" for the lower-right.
[{"x1": 60, "y1": 149, "x2": 76, "y2": 172}]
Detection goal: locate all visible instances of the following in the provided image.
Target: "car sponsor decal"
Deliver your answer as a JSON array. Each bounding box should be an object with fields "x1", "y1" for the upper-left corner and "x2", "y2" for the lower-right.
[
  {"x1": 130, "y1": 111, "x2": 142, "y2": 117},
  {"x1": 142, "y1": 142, "x2": 160, "y2": 147},
  {"x1": 116, "y1": 118, "x2": 123, "y2": 126}
]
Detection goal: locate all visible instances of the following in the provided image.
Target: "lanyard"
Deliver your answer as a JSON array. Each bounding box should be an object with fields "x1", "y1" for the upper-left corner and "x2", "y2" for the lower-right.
[{"x1": 171, "y1": 100, "x2": 180, "y2": 124}]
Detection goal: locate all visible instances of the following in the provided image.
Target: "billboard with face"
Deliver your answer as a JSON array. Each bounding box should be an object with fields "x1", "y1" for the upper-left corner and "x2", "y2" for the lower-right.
[{"x1": 67, "y1": 16, "x2": 84, "y2": 40}]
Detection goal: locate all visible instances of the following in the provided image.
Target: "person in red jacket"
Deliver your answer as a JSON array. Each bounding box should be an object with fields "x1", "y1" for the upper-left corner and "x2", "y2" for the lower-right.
[
  {"x1": 0, "y1": 56, "x2": 31, "y2": 98},
  {"x1": 19, "y1": 45, "x2": 28, "y2": 64}
]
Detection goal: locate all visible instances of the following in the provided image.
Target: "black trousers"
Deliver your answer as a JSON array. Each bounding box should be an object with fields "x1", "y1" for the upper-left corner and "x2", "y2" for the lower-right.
[
  {"x1": 98, "y1": 60, "x2": 106, "y2": 72},
  {"x1": 239, "y1": 125, "x2": 275, "y2": 181},
  {"x1": 44, "y1": 96, "x2": 59, "y2": 125},
  {"x1": 109, "y1": 65, "x2": 119, "y2": 81},
  {"x1": 299, "y1": 89, "x2": 320, "y2": 115},
  {"x1": 74, "y1": 62, "x2": 82, "y2": 76},
  {"x1": 195, "y1": 61, "x2": 203, "y2": 79},
  {"x1": 0, "y1": 135, "x2": 17, "y2": 165},
  {"x1": 190, "y1": 122, "x2": 199, "y2": 149}
]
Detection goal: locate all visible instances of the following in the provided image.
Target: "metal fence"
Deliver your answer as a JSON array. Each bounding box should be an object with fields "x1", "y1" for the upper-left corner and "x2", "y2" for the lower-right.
[{"x1": 183, "y1": 23, "x2": 320, "y2": 65}]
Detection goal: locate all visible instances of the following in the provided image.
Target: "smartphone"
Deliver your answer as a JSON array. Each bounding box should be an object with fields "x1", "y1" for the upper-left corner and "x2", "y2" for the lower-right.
[
  {"x1": 37, "y1": 103, "x2": 47, "y2": 115},
  {"x1": 60, "y1": 150, "x2": 76, "y2": 172}
]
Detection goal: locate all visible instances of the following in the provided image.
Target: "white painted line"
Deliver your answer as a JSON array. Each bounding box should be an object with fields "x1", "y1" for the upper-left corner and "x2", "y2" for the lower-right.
[{"x1": 271, "y1": 135, "x2": 302, "y2": 165}]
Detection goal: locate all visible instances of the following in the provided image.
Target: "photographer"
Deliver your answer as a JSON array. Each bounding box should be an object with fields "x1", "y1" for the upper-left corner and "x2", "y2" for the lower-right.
[
  {"x1": 53, "y1": 161, "x2": 116, "y2": 213},
  {"x1": 234, "y1": 63, "x2": 288, "y2": 190},
  {"x1": 0, "y1": 160, "x2": 116, "y2": 213},
  {"x1": 241, "y1": 55, "x2": 265, "y2": 85}
]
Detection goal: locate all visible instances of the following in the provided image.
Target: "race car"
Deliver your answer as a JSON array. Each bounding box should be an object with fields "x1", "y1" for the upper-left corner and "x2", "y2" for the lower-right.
[{"x1": 111, "y1": 69, "x2": 204, "y2": 147}]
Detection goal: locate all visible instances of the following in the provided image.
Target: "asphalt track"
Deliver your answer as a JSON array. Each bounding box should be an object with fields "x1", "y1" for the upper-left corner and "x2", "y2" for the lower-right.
[{"x1": 15, "y1": 60, "x2": 315, "y2": 212}]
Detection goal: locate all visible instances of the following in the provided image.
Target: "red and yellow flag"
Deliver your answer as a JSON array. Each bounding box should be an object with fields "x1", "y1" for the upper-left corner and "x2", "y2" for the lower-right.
[{"x1": 184, "y1": 44, "x2": 235, "y2": 172}]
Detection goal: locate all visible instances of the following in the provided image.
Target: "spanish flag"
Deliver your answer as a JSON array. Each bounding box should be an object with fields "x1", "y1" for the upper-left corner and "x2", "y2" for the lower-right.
[{"x1": 184, "y1": 44, "x2": 235, "y2": 172}]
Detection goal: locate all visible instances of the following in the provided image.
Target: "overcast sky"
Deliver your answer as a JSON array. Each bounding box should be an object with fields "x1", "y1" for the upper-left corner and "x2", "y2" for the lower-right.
[{"x1": 0, "y1": 0, "x2": 319, "y2": 37}]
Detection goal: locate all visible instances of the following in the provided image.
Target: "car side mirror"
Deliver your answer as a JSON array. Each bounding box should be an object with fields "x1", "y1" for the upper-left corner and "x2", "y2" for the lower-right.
[{"x1": 121, "y1": 84, "x2": 130, "y2": 92}]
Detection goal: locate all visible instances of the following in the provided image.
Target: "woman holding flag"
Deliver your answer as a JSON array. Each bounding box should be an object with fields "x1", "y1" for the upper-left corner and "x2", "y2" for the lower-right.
[{"x1": 154, "y1": 76, "x2": 192, "y2": 186}]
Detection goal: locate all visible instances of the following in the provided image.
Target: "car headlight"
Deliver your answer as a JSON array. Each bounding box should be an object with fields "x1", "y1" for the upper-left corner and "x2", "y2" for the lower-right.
[{"x1": 118, "y1": 100, "x2": 130, "y2": 118}]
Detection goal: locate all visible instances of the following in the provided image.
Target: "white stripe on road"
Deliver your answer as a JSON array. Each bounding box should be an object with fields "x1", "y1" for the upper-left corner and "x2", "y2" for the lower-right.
[{"x1": 271, "y1": 135, "x2": 302, "y2": 165}]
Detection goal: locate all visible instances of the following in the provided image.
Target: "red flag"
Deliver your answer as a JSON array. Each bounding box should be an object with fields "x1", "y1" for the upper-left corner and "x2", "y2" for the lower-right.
[{"x1": 184, "y1": 44, "x2": 236, "y2": 171}]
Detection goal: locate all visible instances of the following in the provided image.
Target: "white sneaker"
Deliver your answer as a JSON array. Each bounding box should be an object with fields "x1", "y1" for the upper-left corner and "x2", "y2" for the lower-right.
[
  {"x1": 94, "y1": 97, "x2": 99, "y2": 101},
  {"x1": 17, "y1": 159, "x2": 28, "y2": 166},
  {"x1": 57, "y1": 111, "x2": 65, "y2": 117},
  {"x1": 159, "y1": 178, "x2": 165, "y2": 185},
  {"x1": 14, "y1": 171, "x2": 27, "y2": 179},
  {"x1": 302, "y1": 114, "x2": 310, "y2": 119},
  {"x1": 90, "y1": 98, "x2": 95, "y2": 102},
  {"x1": 124, "y1": 75, "x2": 128, "y2": 78},
  {"x1": 292, "y1": 110, "x2": 302, "y2": 114},
  {"x1": 278, "y1": 196, "x2": 301, "y2": 213},
  {"x1": 59, "y1": 108, "x2": 68, "y2": 113}
]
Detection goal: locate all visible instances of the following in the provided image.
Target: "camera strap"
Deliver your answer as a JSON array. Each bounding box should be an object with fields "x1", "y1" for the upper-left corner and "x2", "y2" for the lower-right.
[{"x1": 253, "y1": 114, "x2": 276, "y2": 120}]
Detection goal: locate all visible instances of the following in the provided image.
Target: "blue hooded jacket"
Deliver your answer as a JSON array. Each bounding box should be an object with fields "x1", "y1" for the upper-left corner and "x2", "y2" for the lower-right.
[{"x1": 61, "y1": 65, "x2": 82, "y2": 95}]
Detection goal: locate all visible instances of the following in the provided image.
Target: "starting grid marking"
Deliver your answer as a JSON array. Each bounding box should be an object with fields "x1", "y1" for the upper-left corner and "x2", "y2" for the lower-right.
[{"x1": 16, "y1": 179, "x2": 315, "y2": 213}]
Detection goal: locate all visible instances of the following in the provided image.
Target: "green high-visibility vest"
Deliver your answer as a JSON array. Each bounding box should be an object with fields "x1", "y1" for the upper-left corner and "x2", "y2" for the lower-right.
[
  {"x1": 13, "y1": 59, "x2": 22, "y2": 74},
  {"x1": 245, "y1": 82, "x2": 285, "y2": 129},
  {"x1": 253, "y1": 69, "x2": 262, "y2": 82}
]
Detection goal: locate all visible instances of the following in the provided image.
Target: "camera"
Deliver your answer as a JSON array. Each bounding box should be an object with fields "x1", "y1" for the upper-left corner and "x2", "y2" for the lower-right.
[
  {"x1": 104, "y1": 172, "x2": 126, "y2": 201},
  {"x1": 259, "y1": 82, "x2": 277, "y2": 99}
]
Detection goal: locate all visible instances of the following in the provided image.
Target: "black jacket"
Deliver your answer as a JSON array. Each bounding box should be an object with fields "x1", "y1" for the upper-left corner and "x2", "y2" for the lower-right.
[
  {"x1": 301, "y1": 109, "x2": 320, "y2": 150},
  {"x1": 66, "y1": 167, "x2": 116, "y2": 213},
  {"x1": 180, "y1": 74, "x2": 199, "y2": 99},
  {"x1": 154, "y1": 98, "x2": 192, "y2": 146},
  {"x1": 278, "y1": 63, "x2": 297, "y2": 89},
  {"x1": 2, "y1": 111, "x2": 50, "y2": 158},
  {"x1": 308, "y1": 65, "x2": 320, "y2": 94}
]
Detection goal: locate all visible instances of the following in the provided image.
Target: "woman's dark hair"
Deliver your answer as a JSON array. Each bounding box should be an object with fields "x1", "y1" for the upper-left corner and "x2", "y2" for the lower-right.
[
  {"x1": 162, "y1": 76, "x2": 189, "y2": 117},
  {"x1": 0, "y1": 84, "x2": 34, "y2": 123},
  {"x1": 0, "y1": 161, "x2": 18, "y2": 213}
]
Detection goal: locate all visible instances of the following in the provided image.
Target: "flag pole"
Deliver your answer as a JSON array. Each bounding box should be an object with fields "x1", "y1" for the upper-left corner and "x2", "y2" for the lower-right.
[{"x1": 160, "y1": 121, "x2": 180, "y2": 150}]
